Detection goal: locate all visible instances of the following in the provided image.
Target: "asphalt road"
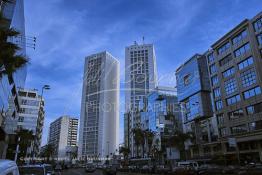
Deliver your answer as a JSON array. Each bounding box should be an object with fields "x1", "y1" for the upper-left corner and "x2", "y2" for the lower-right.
[
  {"x1": 61, "y1": 169, "x2": 137, "y2": 175},
  {"x1": 62, "y1": 168, "x2": 104, "y2": 175}
]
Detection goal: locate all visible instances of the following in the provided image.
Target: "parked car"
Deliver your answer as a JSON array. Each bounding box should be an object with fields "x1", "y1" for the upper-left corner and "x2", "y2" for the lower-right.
[
  {"x1": 177, "y1": 161, "x2": 199, "y2": 171},
  {"x1": 238, "y1": 164, "x2": 262, "y2": 175},
  {"x1": 197, "y1": 164, "x2": 225, "y2": 175},
  {"x1": 0, "y1": 159, "x2": 20, "y2": 175},
  {"x1": 141, "y1": 165, "x2": 153, "y2": 173},
  {"x1": 85, "y1": 163, "x2": 96, "y2": 173},
  {"x1": 155, "y1": 165, "x2": 169, "y2": 174},
  {"x1": 19, "y1": 165, "x2": 46, "y2": 175}
]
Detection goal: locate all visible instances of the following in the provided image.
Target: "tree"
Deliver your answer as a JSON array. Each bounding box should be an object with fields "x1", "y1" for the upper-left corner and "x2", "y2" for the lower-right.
[
  {"x1": 132, "y1": 127, "x2": 144, "y2": 158},
  {"x1": 0, "y1": 5, "x2": 28, "y2": 79},
  {"x1": 168, "y1": 130, "x2": 195, "y2": 160},
  {"x1": 16, "y1": 129, "x2": 34, "y2": 161},
  {"x1": 144, "y1": 130, "x2": 155, "y2": 157},
  {"x1": 119, "y1": 146, "x2": 130, "y2": 161},
  {"x1": 41, "y1": 144, "x2": 54, "y2": 163}
]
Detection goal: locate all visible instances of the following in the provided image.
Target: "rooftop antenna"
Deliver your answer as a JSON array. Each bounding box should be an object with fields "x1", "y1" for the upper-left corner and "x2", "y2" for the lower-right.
[{"x1": 142, "y1": 36, "x2": 145, "y2": 44}]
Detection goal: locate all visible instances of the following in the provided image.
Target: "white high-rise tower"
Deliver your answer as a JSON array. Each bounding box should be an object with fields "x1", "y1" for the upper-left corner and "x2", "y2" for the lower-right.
[
  {"x1": 78, "y1": 51, "x2": 120, "y2": 159},
  {"x1": 124, "y1": 42, "x2": 158, "y2": 156}
]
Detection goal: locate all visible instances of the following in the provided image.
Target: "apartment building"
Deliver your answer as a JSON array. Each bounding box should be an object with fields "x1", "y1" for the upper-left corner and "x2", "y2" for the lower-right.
[
  {"x1": 206, "y1": 12, "x2": 262, "y2": 163},
  {"x1": 48, "y1": 116, "x2": 78, "y2": 159}
]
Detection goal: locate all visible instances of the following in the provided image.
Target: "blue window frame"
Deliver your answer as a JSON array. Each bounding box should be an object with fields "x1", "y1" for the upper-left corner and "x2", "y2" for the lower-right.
[
  {"x1": 215, "y1": 100, "x2": 223, "y2": 110},
  {"x1": 232, "y1": 30, "x2": 248, "y2": 44},
  {"x1": 234, "y1": 43, "x2": 250, "y2": 57},
  {"x1": 223, "y1": 67, "x2": 235, "y2": 78},
  {"x1": 240, "y1": 69, "x2": 256, "y2": 88},
  {"x1": 238, "y1": 56, "x2": 254, "y2": 70},
  {"x1": 226, "y1": 95, "x2": 241, "y2": 105},
  {"x1": 254, "y1": 17, "x2": 262, "y2": 32},
  {"x1": 243, "y1": 86, "x2": 261, "y2": 99},
  {"x1": 218, "y1": 42, "x2": 230, "y2": 55}
]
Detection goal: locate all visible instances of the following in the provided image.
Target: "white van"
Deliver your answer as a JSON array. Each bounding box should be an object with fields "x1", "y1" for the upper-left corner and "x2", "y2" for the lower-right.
[
  {"x1": 0, "y1": 159, "x2": 20, "y2": 175},
  {"x1": 177, "y1": 161, "x2": 199, "y2": 170}
]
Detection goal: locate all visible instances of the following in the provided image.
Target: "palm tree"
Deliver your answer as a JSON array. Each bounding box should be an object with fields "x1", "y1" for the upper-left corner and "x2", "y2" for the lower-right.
[
  {"x1": 132, "y1": 127, "x2": 144, "y2": 158},
  {"x1": 144, "y1": 130, "x2": 155, "y2": 157},
  {"x1": 41, "y1": 144, "x2": 54, "y2": 163},
  {"x1": 16, "y1": 129, "x2": 34, "y2": 161},
  {"x1": 119, "y1": 146, "x2": 130, "y2": 161},
  {"x1": 168, "y1": 130, "x2": 195, "y2": 160},
  {"x1": 0, "y1": 6, "x2": 28, "y2": 79}
]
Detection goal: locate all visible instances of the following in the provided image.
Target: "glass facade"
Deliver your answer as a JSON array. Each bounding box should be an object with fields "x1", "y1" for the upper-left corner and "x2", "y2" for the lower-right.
[
  {"x1": 144, "y1": 91, "x2": 181, "y2": 132},
  {"x1": 176, "y1": 54, "x2": 212, "y2": 123},
  {"x1": 0, "y1": 0, "x2": 26, "y2": 127}
]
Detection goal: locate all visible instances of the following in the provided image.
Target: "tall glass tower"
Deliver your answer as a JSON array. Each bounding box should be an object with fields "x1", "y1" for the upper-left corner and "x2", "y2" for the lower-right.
[
  {"x1": 124, "y1": 42, "x2": 158, "y2": 156},
  {"x1": 78, "y1": 51, "x2": 120, "y2": 159}
]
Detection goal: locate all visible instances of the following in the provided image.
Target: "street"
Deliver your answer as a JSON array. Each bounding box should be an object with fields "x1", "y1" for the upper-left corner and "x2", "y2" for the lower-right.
[
  {"x1": 61, "y1": 169, "x2": 148, "y2": 175},
  {"x1": 62, "y1": 168, "x2": 103, "y2": 175}
]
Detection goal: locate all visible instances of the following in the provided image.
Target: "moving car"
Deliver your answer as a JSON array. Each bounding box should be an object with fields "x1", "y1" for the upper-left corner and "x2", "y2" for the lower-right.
[
  {"x1": 0, "y1": 159, "x2": 20, "y2": 175},
  {"x1": 19, "y1": 165, "x2": 46, "y2": 175}
]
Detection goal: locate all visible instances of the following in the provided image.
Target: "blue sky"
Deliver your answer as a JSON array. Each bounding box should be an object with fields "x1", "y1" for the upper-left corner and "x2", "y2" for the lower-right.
[{"x1": 24, "y1": 0, "x2": 262, "y2": 145}]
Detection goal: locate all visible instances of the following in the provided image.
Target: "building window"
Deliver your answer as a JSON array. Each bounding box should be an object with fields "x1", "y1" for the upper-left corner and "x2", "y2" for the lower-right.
[
  {"x1": 243, "y1": 86, "x2": 261, "y2": 99},
  {"x1": 240, "y1": 69, "x2": 256, "y2": 88},
  {"x1": 218, "y1": 42, "x2": 230, "y2": 55},
  {"x1": 246, "y1": 102, "x2": 262, "y2": 114},
  {"x1": 219, "y1": 54, "x2": 233, "y2": 67},
  {"x1": 253, "y1": 17, "x2": 262, "y2": 32},
  {"x1": 223, "y1": 67, "x2": 235, "y2": 78},
  {"x1": 184, "y1": 74, "x2": 191, "y2": 86},
  {"x1": 231, "y1": 124, "x2": 247, "y2": 134},
  {"x1": 232, "y1": 30, "x2": 248, "y2": 45},
  {"x1": 209, "y1": 64, "x2": 217, "y2": 74},
  {"x1": 249, "y1": 121, "x2": 262, "y2": 131},
  {"x1": 234, "y1": 43, "x2": 250, "y2": 57},
  {"x1": 228, "y1": 109, "x2": 244, "y2": 120},
  {"x1": 213, "y1": 87, "x2": 221, "y2": 98},
  {"x1": 257, "y1": 34, "x2": 262, "y2": 45},
  {"x1": 217, "y1": 113, "x2": 224, "y2": 125},
  {"x1": 207, "y1": 53, "x2": 215, "y2": 63},
  {"x1": 226, "y1": 94, "x2": 241, "y2": 105},
  {"x1": 211, "y1": 75, "x2": 219, "y2": 86},
  {"x1": 224, "y1": 78, "x2": 237, "y2": 95},
  {"x1": 238, "y1": 56, "x2": 254, "y2": 70},
  {"x1": 215, "y1": 100, "x2": 223, "y2": 110},
  {"x1": 220, "y1": 127, "x2": 227, "y2": 137}
]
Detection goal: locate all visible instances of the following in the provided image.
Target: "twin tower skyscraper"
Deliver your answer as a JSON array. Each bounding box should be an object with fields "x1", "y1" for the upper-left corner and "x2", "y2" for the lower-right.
[{"x1": 78, "y1": 43, "x2": 157, "y2": 159}]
